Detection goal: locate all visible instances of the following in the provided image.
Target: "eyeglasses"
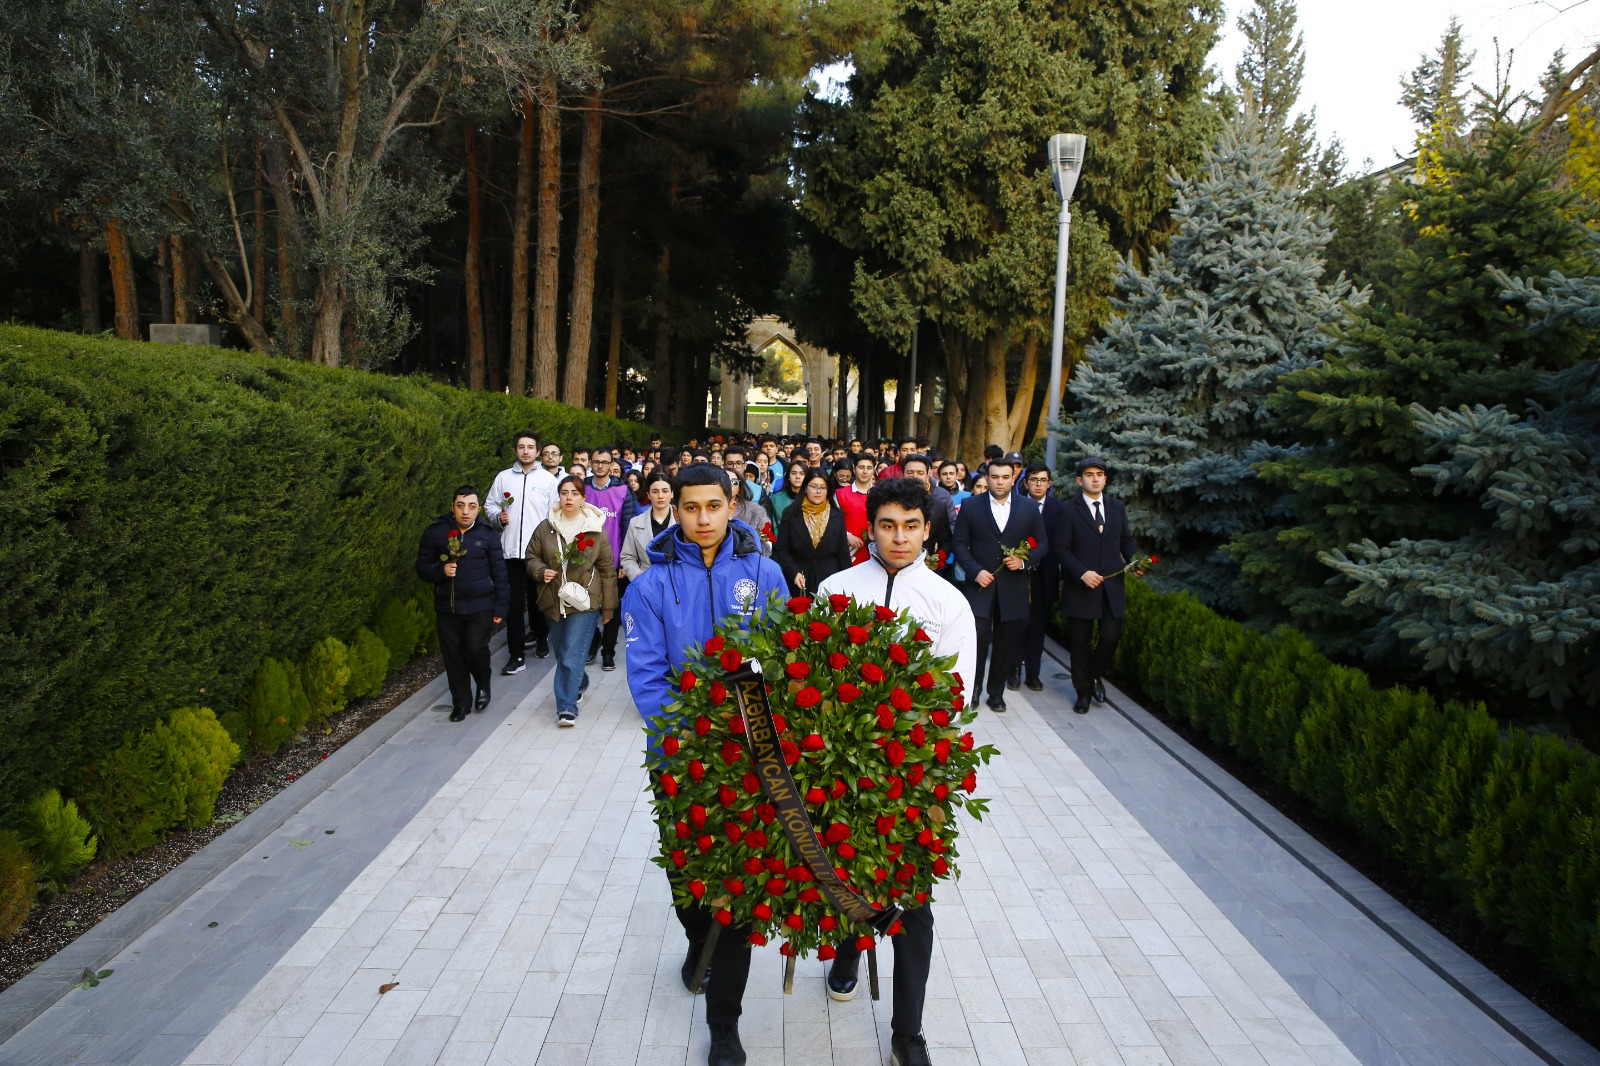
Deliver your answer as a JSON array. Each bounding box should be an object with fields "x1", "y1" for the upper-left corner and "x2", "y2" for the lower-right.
[{"x1": 1026, "y1": 475, "x2": 1052, "y2": 484}]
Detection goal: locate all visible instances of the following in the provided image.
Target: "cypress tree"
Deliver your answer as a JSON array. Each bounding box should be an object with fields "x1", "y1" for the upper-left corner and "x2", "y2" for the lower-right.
[
  {"x1": 1062, "y1": 114, "x2": 1359, "y2": 607},
  {"x1": 1231, "y1": 118, "x2": 1594, "y2": 655}
]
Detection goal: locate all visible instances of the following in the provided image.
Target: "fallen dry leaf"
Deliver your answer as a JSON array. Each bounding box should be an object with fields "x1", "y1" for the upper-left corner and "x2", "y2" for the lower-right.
[{"x1": 378, "y1": 982, "x2": 399, "y2": 994}]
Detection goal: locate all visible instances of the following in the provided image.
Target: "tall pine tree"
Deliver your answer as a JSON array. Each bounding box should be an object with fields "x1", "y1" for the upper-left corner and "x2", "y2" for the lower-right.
[
  {"x1": 1062, "y1": 114, "x2": 1359, "y2": 607},
  {"x1": 1323, "y1": 245, "x2": 1600, "y2": 715},
  {"x1": 1234, "y1": 0, "x2": 1315, "y2": 183},
  {"x1": 1231, "y1": 118, "x2": 1594, "y2": 656}
]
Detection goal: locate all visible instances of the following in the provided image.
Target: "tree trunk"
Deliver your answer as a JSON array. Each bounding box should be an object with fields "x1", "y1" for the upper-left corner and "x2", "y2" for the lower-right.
[
  {"x1": 958, "y1": 331, "x2": 1009, "y2": 461},
  {"x1": 310, "y1": 268, "x2": 344, "y2": 365},
  {"x1": 157, "y1": 236, "x2": 174, "y2": 324},
  {"x1": 464, "y1": 125, "x2": 487, "y2": 390},
  {"x1": 531, "y1": 71, "x2": 561, "y2": 400},
  {"x1": 171, "y1": 234, "x2": 194, "y2": 324},
  {"x1": 264, "y1": 136, "x2": 300, "y2": 352},
  {"x1": 78, "y1": 233, "x2": 101, "y2": 334},
  {"x1": 105, "y1": 217, "x2": 139, "y2": 340},
  {"x1": 509, "y1": 95, "x2": 534, "y2": 395},
  {"x1": 650, "y1": 242, "x2": 671, "y2": 425},
  {"x1": 564, "y1": 88, "x2": 603, "y2": 406},
  {"x1": 252, "y1": 146, "x2": 267, "y2": 326},
  {"x1": 603, "y1": 213, "x2": 626, "y2": 417},
  {"x1": 1005, "y1": 333, "x2": 1040, "y2": 450},
  {"x1": 193, "y1": 240, "x2": 273, "y2": 352},
  {"x1": 937, "y1": 329, "x2": 965, "y2": 453}
]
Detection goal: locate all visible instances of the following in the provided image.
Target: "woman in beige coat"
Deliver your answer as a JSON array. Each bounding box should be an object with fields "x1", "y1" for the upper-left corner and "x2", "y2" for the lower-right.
[{"x1": 525, "y1": 476, "x2": 618, "y2": 725}]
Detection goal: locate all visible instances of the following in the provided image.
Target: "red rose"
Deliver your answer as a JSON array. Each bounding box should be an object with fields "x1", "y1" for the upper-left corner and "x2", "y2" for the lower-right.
[
  {"x1": 819, "y1": 915, "x2": 838, "y2": 932},
  {"x1": 917, "y1": 827, "x2": 935, "y2": 845},
  {"x1": 705, "y1": 635, "x2": 726, "y2": 654},
  {"x1": 751, "y1": 902, "x2": 772, "y2": 921},
  {"x1": 743, "y1": 772, "x2": 761, "y2": 795},
  {"x1": 932, "y1": 856, "x2": 950, "y2": 875},
  {"x1": 905, "y1": 806, "x2": 921, "y2": 821},
  {"x1": 744, "y1": 829, "x2": 768, "y2": 849},
  {"x1": 910, "y1": 723, "x2": 926, "y2": 746},
  {"x1": 886, "y1": 777, "x2": 904, "y2": 799},
  {"x1": 807, "y1": 621, "x2": 832, "y2": 642},
  {"x1": 1151, "y1": 554, "x2": 1160, "y2": 563},
  {"x1": 931, "y1": 709, "x2": 949, "y2": 726},
  {"x1": 781, "y1": 740, "x2": 800, "y2": 764},
  {"x1": 818, "y1": 944, "x2": 837, "y2": 961},
  {"x1": 661, "y1": 735, "x2": 680, "y2": 756},
  {"x1": 934, "y1": 738, "x2": 951, "y2": 763},
  {"x1": 447, "y1": 529, "x2": 460, "y2": 538},
  {"x1": 1026, "y1": 536, "x2": 1037, "y2": 549},
  {"x1": 679, "y1": 671, "x2": 698, "y2": 693},
  {"x1": 890, "y1": 687, "x2": 913, "y2": 711},
  {"x1": 772, "y1": 714, "x2": 788, "y2": 732},
  {"x1": 660, "y1": 773, "x2": 678, "y2": 796},
  {"x1": 785, "y1": 661, "x2": 811, "y2": 680},
  {"x1": 952, "y1": 694, "x2": 965, "y2": 711},
  {"x1": 766, "y1": 877, "x2": 788, "y2": 895},
  {"x1": 961, "y1": 771, "x2": 978, "y2": 792},
  {"x1": 715, "y1": 908, "x2": 733, "y2": 926},
  {"x1": 825, "y1": 823, "x2": 851, "y2": 843},
  {"x1": 828, "y1": 594, "x2": 850, "y2": 612},
  {"x1": 721, "y1": 739, "x2": 743, "y2": 766},
  {"x1": 907, "y1": 763, "x2": 924, "y2": 785},
  {"x1": 689, "y1": 880, "x2": 706, "y2": 899},
  {"x1": 886, "y1": 741, "x2": 906, "y2": 766},
  {"x1": 780, "y1": 629, "x2": 803, "y2": 650},
  {"x1": 675, "y1": 821, "x2": 690, "y2": 839},
  {"x1": 697, "y1": 834, "x2": 714, "y2": 854},
  {"x1": 756, "y1": 802, "x2": 777, "y2": 823},
  {"x1": 795, "y1": 686, "x2": 822, "y2": 708},
  {"x1": 780, "y1": 942, "x2": 795, "y2": 957},
  {"x1": 688, "y1": 760, "x2": 705, "y2": 783},
  {"x1": 690, "y1": 803, "x2": 707, "y2": 828},
  {"x1": 913, "y1": 627, "x2": 931, "y2": 643},
  {"x1": 748, "y1": 932, "x2": 767, "y2": 946},
  {"x1": 916, "y1": 672, "x2": 936, "y2": 690},
  {"x1": 831, "y1": 778, "x2": 847, "y2": 798},
  {"x1": 723, "y1": 877, "x2": 745, "y2": 897},
  {"x1": 726, "y1": 823, "x2": 744, "y2": 843},
  {"x1": 933, "y1": 783, "x2": 950, "y2": 801},
  {"x1": 858, "y1": 776, "x2": 875, "y2": 790},
  {"x1": 743, "y1": 857, "x2": 764, "y2": 875},
  {"x1": 694, "y1": 715, "x2": 711, "y2": 737},
  {"x1": 960, "y1": 732, "x2": 975, "y2": 751},
  {"x1": 829, "y1": 651, "x2": 849, "y2": 669},
  {"x1": 708, "y1": 681, "x2": 728, "y2": 706},
  {"x1": 856, "y1": 935, "x2": 875, "y2": 952},
  {"x1": 888, "y1": 643, "x2": 909, "y2": 665},
  {"x1": 862, "y1": 663, "x2": 886, "y2": 684},
  {"x1": 846, "y1": 625, "x2": 870, "y2": 644},
  {"x1": 670, "y1": 849, "x2": 686, "y2": 868},
  {"x1": 731, "y1": 714, "x2": 746, "y2": 734},
  {"x1": 873, "y1": 605, "x2": 895, "y2": 621},
  {"x1": 719, "y1": 648, "x2": 743, "y2": 672},
  {"x1": 875, "y1": 813, "x2": 896, "y2": 835},
  {"x1": 765, "y1": 856, "x2": 786, "y2": 874},
  {"x1": 785, "y1": 913, "x2": 804, "y2": 931},
  {"x1": 800, "y1": 733, "x2": 825, "y2": 752},
  {"x1": 836, "y1": 682, "x2": 861, "y2": 703},
  {"x1": 787, "y1": 596, "x2": 813, "y2": 613},
  {"x1": 876, "y1": 705, "x2": 895, "y2": 730},
  {"x1": 806, "y1": 787, "x2": 826, "y2": 804},
  {"x1": 836, "y1": 842, "x2": 856, "y2": 858}
]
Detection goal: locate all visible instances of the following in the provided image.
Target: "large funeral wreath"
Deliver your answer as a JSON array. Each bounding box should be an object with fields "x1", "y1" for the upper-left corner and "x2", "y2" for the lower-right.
[{"x1": 646, "y1": 593, "x2": 998, "y2": 959}]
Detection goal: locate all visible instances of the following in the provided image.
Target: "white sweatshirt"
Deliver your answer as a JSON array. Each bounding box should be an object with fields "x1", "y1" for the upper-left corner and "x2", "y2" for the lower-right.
[
  {"x1": 484, "y1": 464, "x2": 560, "y2": 561},
  {"x1": 816, "y1": 550, "x2": 977, "y2": 698}
]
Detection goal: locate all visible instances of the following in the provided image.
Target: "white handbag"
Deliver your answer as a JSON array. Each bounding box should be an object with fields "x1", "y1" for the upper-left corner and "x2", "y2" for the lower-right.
[{"x1": 557, "y1": 535, "x2": 592, "y2": 615}]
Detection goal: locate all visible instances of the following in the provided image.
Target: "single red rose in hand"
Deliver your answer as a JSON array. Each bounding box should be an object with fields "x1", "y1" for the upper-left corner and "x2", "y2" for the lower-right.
[
  {"x1": 800, "y1": 733, "x2": 825, "y2": 752},
  {"x1": 846, "y1": 625, "x2": 870, "y2": 644},
  {"x1": 662, "y1": 735, "x2": 680, "y2": 756},
  {"x1": 890, "y1": 687, "x2": 913, "y2": 711},
  {"x1": 1150, "y1": 555, "x2": 1160, "y2": 563},
  {"x1": 719, "y1": 648, "x2": 743, "y2": 672},
  {"x1": 1026, "y1": 536, "x2": 1037, "y2": 549},
  {"x1": 807, "y1": 621, "x2": 832, "y2": 642},
  {"x1": 828, "y1": 651, "x2": 849, "y2": 669},
  {"x1": 785, "y1": 661, "x2": 810, "y2": 680},
  {"x1": 780, "y1": 629, "x2": 803, "y2": 650},
  {"x1": 916, "y1": 672, "x2": 936, "y2": 690},
  {"x1": 795, "y1": 686, "x2": 822, "y2": 708},
  {"x1": 786, "y1": 596, "x2": 813, "y2": 613},
  {"x1": 913, "y1": 627, "x2": 931, "y2": 643},
  {"x1": 888, "y1": 642, "x2": 909, "y2": 665},
  {"x1": 862, "y1": 663, "x2": 886, "y2": 684},
  {"x1": 660, "y1": 773, "x2": 678, "y2": 796},
  {"x1": 837, "y1": 682, "x2": 861, "y2": 703},
  {"x1": 828, "y1": 593, "x2": 850, "y2": 612},
  {"x1": 679, "y1": 671, "x2": 698, "y2": 693},
  {"x1": 705, "y1": 635, "x2": 726, "y2": 654},
  {"x1": 805, "y1": 786, "x2": 826, "y2": 804},
  {"x1": 694, "y1": 715, "x2": 712, "y2": 737},
  {"x1": 447, "y1": 529, "x2": 460, "y2": 538}
]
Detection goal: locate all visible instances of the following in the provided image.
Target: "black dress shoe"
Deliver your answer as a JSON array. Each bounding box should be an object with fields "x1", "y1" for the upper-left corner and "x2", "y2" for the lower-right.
[
  {"x1": 1006, "y1": 668, "x2": 1021, "y2": 691},
  {"x1": 707, "y1": 1021, "x2": 747, "y2": 1066},
  {"x1": 986, "y1": 697, "x2": 1007, "y2": 713},
  {"x1": 474, "y1": 690, "x2": 490, "y2": 711},
  {"x1": 1073, "y1": 694, "x2": 1091, "y2": 714},
  {"x1": 1024, "y1": 678, "x2": 1044, "y2": 691},
  {"x1": 449, "y1": 708, "x2": 468, "y2": 722},
  {"x1": 1094, "y1": 678, "x2": 1108, "y2": 703},
  {"x1": 890, "y1": 1031, "x2": 933, "y2": 1066},
  {"x1": 826, "y1": 950, "x2": 859, "y2": 1001},
  {"x1": 681, "y1": 939, "x2": 710, "y2": 994}
]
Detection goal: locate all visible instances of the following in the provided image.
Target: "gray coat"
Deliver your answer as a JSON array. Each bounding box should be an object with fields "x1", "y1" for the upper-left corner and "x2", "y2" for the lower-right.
[{"x1": 620, "y1": 508, "x2": 673, "y2": 580}]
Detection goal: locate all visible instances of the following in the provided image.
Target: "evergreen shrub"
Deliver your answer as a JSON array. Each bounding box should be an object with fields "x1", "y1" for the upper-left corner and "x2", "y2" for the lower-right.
[
  {"x1": 407, "y1": 592, "x2": 439, "y2": 655},
  {"x1": 346, "y1": 626, "x2": 391, "y2": 700},
  {"x1": 374, "y1": 598, "x2": 421, "y2": 668},
  {"x1": 19, "y1": 789, "x2": 97, "y2": 894},
  {"x1": 1113, "y1": 580, "x2": 1600, "y2": 1010},
  {"x1": 234, "y1": 657, "x2": 302, "y2": 756},
  {"x1": 0, "y1": 832, "x2": 34, "y2": 938},
  {"x1": 299, "y1": 637, "x2": 352, "y2": 723},
  {"x1": 0, "y1": 324, "x2": 653, "y2": 821},
  {"x1": 76, "y1": 706, "x2": 242, "y2": 857}
]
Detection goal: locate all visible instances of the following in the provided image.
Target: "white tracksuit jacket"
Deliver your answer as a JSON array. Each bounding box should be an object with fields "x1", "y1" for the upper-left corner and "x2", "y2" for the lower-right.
[{"x1": 484, "y1": 464, "x2": 560, "y2": 561}]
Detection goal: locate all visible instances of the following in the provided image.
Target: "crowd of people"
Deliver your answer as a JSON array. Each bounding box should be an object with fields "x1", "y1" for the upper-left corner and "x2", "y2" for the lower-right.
[{"x1": 413, "y1": 428, "x2": 1141, "y2": 1066}]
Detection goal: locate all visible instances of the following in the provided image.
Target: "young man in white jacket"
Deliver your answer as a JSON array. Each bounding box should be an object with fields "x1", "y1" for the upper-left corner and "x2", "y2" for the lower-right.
[
  {"x1": 483, "y1": 431, "x2": 560, "y2": 671},
  {"x1": 814, "y1": 477, "x2": 976, "y2": 1066}
]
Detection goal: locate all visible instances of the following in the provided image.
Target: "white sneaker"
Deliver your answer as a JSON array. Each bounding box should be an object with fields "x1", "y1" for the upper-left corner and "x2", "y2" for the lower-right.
[{"x1": 558, "y1": 712, "x2": 576, "y2": 727}]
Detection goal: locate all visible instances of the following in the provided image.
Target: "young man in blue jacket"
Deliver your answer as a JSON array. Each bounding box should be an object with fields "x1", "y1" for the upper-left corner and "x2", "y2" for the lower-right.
[
  {"x1": 415, "y1": 486, "x2": 508, "y2": 722},
  {"x1": 621, "y1": 463, "x2": 788, "y2": 1066}
]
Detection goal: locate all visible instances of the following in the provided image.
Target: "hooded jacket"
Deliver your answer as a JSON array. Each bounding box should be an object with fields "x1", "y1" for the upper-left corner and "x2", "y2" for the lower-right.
[
  {"x1": 621, "y1": 519, "x2": 788, "y2": 745},
  {"x1": 523, "y1": 502, "x2": 619, "y2": 620},
  {"x1": 484, "y1": 464, "x2": 560, "y2": 561}
]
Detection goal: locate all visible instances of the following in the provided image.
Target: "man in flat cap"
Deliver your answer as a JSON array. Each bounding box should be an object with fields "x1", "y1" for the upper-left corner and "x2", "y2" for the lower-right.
[{"x1": 1056, "y1": 457, "x2": 1139, "y2": 714}]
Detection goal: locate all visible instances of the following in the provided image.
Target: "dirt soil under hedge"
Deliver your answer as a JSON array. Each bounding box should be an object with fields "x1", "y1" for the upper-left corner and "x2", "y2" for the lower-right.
[{"x1": 0, "y1": 652, "x2": 442, "y2": 997}]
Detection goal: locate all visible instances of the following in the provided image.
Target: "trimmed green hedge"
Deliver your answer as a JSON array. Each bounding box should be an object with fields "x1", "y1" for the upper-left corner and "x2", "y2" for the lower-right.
[
  {"x1": 1113, "y1": 580, "x2": 1600, "y2": 1010},
  {"x1": 0, "y1": 324, "x2": 654, "y2": 822}
]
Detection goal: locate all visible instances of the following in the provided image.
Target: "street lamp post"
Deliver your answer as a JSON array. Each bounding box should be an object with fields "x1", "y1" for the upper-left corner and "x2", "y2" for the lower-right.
[{"x1": 1044, "y1": 133, "x2": 1086, "y2": 478}]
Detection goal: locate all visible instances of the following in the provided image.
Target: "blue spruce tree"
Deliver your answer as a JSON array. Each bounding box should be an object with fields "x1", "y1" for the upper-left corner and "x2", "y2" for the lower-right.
[
  {"x1": 1060, "y1": 114, "x2": 1361, "y2": 607},
  {"x1": 1324, "y1": 242, "x2": 1600, "y2": 713}
]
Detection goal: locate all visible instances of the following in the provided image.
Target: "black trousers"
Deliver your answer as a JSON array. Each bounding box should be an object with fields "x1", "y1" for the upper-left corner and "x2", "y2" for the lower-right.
[
  {"x1": 1068, "y1": 612, "x2": 1124, "y2": 695},
  {"x1": 831, "y1": 904, "x2": 935, "y2": 1038},
  {"x1": 672, "y1": 889, "x2": 754, "y2": 1025},
  {"x1": 437, "y1": 609, "x2": 494, "y2": 712},
  {"x1": 973, "y1": 615, "x2": 1023, "y2": 704},
  {"x1": 590, "y1": 576, "x2": 627, "y2": 658},
  {"x1": 504, "y1": 562, "x2": 549, "y2": 660},
  {"x1": 1017, "y1": 569, "x2": 1059, "y2": 683}
]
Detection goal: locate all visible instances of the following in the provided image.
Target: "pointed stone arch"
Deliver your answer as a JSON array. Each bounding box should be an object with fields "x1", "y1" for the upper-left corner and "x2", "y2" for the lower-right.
[{"x1": 719, "y1": 316, "x2": 841, "y2": 437}]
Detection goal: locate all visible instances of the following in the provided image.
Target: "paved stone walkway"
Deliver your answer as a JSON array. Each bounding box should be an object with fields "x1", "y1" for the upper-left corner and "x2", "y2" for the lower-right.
[{"x1": 1, "y1": 640, "x2": 1594, "y2": 1066}]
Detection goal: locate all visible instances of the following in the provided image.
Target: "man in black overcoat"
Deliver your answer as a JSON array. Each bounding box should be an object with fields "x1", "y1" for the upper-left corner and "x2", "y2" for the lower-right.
[
  {"x1": 1015, "y1": 462, "x2": 1069, "y2": 691},
  {"x1": 952, "y1": 452, "x2": 1047, "y2": 712},
  {"x1": 1056, "y1": 457, "x2": 1139, "y2": 713},
  {"x1": 416, "y1": 485, "x2": 509, "y2": 722}
]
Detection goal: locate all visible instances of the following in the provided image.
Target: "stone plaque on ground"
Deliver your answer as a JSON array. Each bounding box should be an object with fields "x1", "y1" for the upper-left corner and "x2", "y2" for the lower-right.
[{"x1": 149, "y1": 324, "x2": 222, "y2": 346}]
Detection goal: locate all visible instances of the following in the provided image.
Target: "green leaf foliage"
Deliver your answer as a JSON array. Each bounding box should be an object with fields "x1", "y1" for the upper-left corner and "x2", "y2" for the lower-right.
[
  {"x1": 0, "y1": 830, "x2": 37, "y2": 938},
  {"x1": 237, "y1": 657, "x2": 302, "y2": 757},
  {"x1": 1114, "y1": 579, "x2": 1600, "y2": 1010},
  {"x1": 0, "y1": 324, "x2": 653, "y2": 822},
  {"x1": 19, "y1": 788, "x2": 97, "y2": 894},
  {"x1": 299, "y1": 637, "x2": 352, "y2": 725},
  {"x1": 345, "y1": 626, "x2": 392, "y2": 701}
]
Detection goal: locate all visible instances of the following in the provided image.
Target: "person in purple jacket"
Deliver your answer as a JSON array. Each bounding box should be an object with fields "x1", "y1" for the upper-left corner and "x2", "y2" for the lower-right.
[{"x1": 585, "y1": 445, "x2": 638, "y2": 671}]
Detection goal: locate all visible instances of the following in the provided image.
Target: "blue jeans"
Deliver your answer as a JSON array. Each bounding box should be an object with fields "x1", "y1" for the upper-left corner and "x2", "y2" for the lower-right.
[{"x1": 547, "y1": 610, "x2": 598, "y2": 716}]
